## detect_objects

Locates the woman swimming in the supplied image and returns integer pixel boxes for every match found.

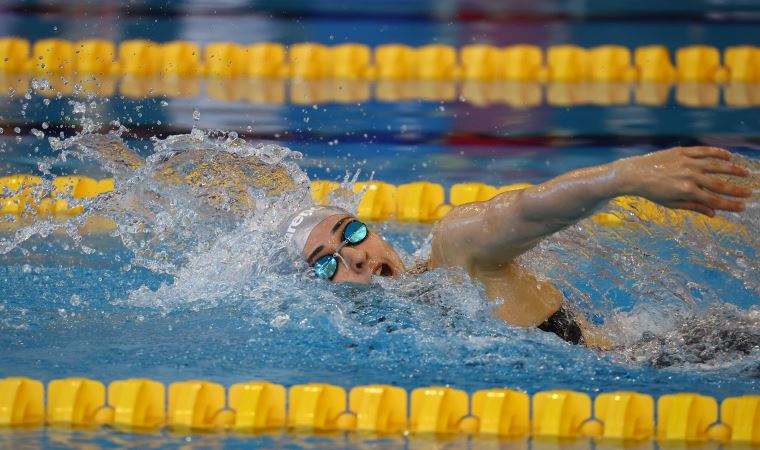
[284,146,754,344]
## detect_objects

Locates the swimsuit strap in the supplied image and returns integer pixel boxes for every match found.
[538,306,584,345]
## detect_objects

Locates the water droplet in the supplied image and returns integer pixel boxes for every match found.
[70,294,81,306]
[192,109,201,121]
[72,102,86,114]
[160,100,169,106]
[41,122,49,129]
[13,127,21,133]
[190,127,205,140]
[31,128,44,139]
[22,264,31,273]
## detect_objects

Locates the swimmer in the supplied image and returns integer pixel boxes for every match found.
[284,147,754,345]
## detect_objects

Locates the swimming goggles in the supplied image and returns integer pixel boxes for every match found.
[312,220,368,280]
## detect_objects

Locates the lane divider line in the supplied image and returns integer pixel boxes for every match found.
[1,376,756,444]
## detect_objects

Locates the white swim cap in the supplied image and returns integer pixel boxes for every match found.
[283,205,351,258]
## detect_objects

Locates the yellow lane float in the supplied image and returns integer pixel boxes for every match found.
[1,377,754,442]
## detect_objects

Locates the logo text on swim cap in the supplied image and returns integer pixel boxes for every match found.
[284,206,323,241]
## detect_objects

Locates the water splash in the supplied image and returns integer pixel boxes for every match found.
[519,158,759,363]
[3,125,312,276]
[1,98,758,373]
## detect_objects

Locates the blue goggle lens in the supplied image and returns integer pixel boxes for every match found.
[312,220,369,281]
[344,220,368,244]
[314,254,338,280]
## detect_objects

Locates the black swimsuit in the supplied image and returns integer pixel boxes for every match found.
[538,306,584,345]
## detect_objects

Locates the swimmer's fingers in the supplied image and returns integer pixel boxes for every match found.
[698,175,753,198]
[691,158,750,177]
[682,146,732,160]
[692,187,746,213]
[671,200,715,217]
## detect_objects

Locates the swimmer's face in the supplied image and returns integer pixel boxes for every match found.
[303,214,405,284]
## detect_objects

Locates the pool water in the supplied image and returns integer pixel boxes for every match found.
[2,3,760,449]
[1,121,759,448]
[1,127,758,381]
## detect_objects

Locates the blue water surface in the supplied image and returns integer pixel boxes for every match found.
[2,2,760,449]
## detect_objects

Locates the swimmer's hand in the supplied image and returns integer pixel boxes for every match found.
[613,146,751,217]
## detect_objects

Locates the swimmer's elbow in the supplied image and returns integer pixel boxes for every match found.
[510,187,585,229]
[476,191,562,259]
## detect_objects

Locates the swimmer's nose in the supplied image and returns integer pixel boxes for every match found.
[339,246,368,273]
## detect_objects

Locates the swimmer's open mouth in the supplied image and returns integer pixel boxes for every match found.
[372,263,394,277]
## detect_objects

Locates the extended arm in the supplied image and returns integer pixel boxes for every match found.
[430,147,751,271]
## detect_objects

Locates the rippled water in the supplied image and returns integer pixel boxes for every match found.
[1,88,759,450]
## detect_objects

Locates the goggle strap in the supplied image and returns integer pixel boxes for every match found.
[334,252,350,271]
[333,240,351,270]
